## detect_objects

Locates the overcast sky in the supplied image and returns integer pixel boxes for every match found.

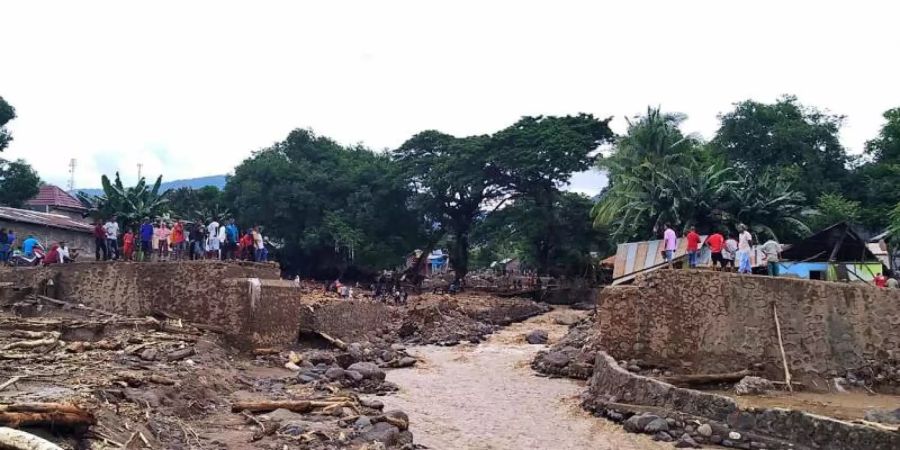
[2,1,899,195]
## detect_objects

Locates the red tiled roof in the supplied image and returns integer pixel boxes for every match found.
[26,185,86,210]
[0,207,93,233]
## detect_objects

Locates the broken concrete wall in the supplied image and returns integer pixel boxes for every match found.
[585,352,900,450]
[297,300,394,344]
[597,270,900,384]
[0,262,304,349]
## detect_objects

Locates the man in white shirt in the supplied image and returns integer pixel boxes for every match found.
[104,216,120,260]
[206,219,220,258]
[58,241,71,263]
[737,225,753,274]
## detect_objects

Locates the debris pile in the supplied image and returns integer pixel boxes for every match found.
[398,293,549,345]
[531,311,599,379]
[0,295,421,449]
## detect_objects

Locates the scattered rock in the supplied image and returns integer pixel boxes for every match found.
[266,408,305,422]
[396,357,417,368]
[346,370,364,382]
[553,314,579,326]
[674,433,701,448]
[354,416,372,431]
[360,398,385,410]
[382,410,410,431]
[525,330,549,345]
[325,367,346,380]
[624,413,659,433]
[651,431,673,442]
[348,362,386,381]
[390,343,406,351]
[728,431,742,441]
[864,407,900,425]
[543,351,569,368]
[279,420,309,436]
[734,376,774,396]
[360,421,400,445]
[643,417,669,433]
[697,423,713,437]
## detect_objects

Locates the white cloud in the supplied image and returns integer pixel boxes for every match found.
[1,0,898,192]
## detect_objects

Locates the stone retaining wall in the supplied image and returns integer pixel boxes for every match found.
[584,352,900,450]
[598,270,900,385]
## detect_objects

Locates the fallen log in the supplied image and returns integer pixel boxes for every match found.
[252,348,279,356]
[316,332,348,351]
[2,333,60,351]
[0,426,63,450]
[34,295,118,318]
[656,370,752,386]
[0,404,94,429]
[231,400,312,414]
[165,347,195,362]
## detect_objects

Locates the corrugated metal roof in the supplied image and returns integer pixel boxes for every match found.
[0,207,93,233]
[25,185,86,210]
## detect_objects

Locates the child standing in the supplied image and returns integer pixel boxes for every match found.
[123,228,135,261]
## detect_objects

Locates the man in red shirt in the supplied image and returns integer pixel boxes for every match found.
[686,226,701,268]
[93,220,108,261]
[874,273,887,288]
[705,230,725,271]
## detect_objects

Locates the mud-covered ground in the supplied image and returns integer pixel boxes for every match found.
[0,290,548,449]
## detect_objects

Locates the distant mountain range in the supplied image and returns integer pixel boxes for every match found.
[74,175,227,197]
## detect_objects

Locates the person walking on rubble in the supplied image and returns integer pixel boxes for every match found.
[662,223,677,267]
[737,224,753,274]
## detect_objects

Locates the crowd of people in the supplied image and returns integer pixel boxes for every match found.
[661,222,899,288]
[662,223,763,274]
[92,216,270,263]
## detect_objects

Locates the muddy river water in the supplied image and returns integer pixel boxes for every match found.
[384,308,665,450]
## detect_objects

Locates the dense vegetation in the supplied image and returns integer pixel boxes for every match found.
[3,93,900,279]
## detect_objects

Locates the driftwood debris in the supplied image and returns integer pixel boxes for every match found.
[252,348,279,356]
[34,295,118,318]
[317,332,348,351]
[0,376,24,392]
[1,332,60,351]
[165,347,195,362]
[657,370,753,387]
[231,400,313,414]
[231,396,360,415]
[0,426,63,450]
[0,403,95,429]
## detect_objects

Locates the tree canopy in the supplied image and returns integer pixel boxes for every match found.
[225,129,425,278]
[0,159,40,208]
[0,96,15,152]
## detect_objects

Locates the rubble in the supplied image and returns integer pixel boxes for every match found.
[734,376,774,396]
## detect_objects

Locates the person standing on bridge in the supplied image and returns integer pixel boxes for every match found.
[686,225,701,268]
[737,224,753,274]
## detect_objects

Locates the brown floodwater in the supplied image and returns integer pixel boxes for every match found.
[384,308,667,450]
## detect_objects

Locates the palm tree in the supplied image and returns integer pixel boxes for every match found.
[77,173,169,227]
[592,107,719,241]
[722,170,811,241]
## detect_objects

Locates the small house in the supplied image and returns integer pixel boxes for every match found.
[0,206,94,255]
[775,222,883,282]
[25,185,89,222]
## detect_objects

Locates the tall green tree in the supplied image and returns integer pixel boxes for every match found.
[806,193,861,232]
[0,159,41,208]
[488,114,614,273]
[0,96,15,152]
[226,129,424,278]
[166,186,229,221]
[394,131,501,282]
[711,95,850,201]
[847,107,900,230]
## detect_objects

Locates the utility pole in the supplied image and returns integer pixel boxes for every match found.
[67,159,77,191]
